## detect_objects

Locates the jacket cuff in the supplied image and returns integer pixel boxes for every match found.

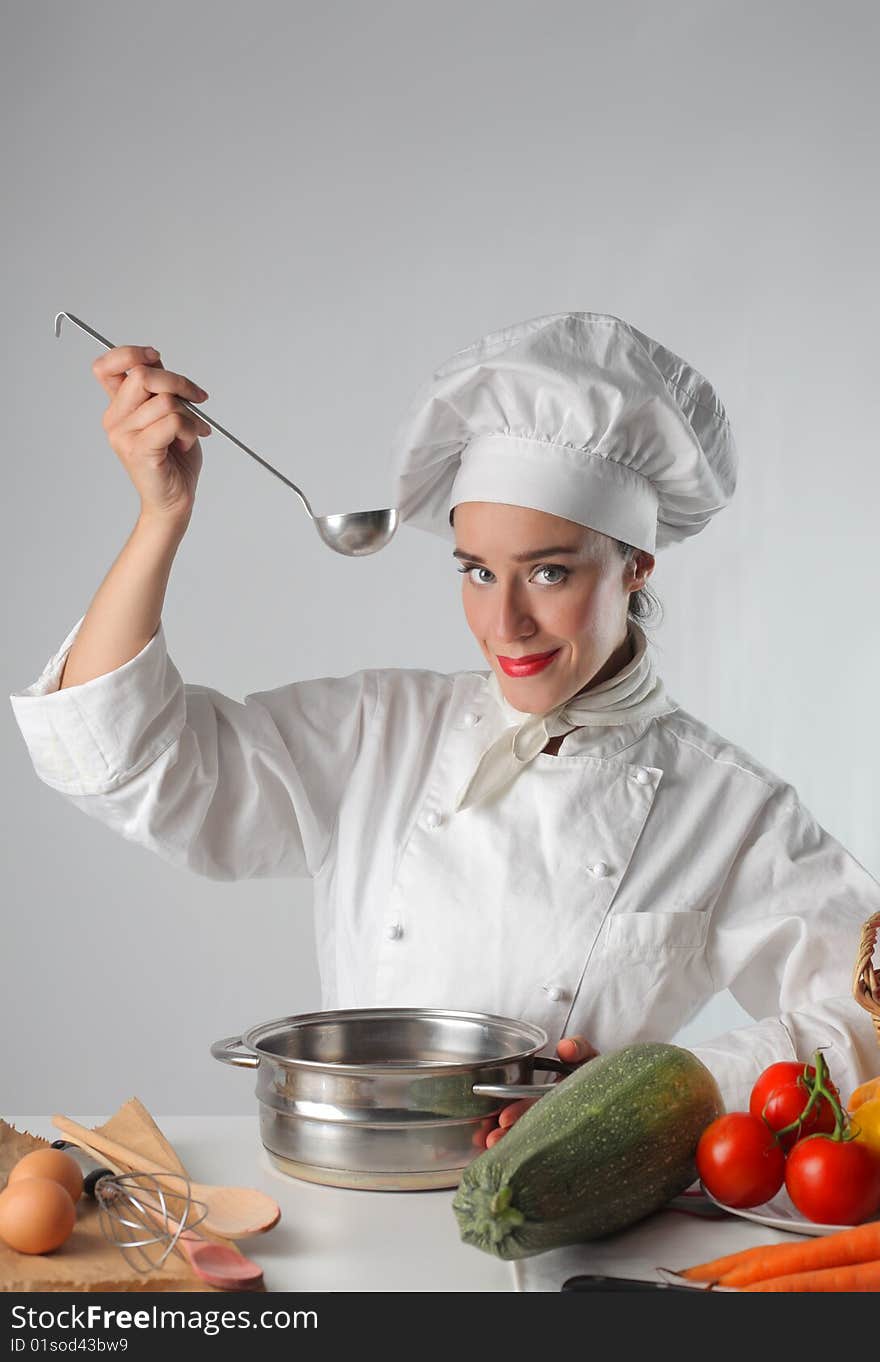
[9,618,185,796]
[687,1015,798,1114]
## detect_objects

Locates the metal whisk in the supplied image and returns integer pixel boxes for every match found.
[95,1171,208,1274]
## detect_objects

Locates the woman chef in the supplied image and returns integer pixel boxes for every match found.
[11,312,880,1141]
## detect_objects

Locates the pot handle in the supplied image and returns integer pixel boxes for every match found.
[210,1035,260,1069]
[534,1055,572,1076]
[472,1053,576,1100]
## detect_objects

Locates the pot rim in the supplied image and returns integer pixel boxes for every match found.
[237,1006,549,1074]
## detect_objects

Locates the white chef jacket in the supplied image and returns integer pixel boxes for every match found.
[10,617,880,1112]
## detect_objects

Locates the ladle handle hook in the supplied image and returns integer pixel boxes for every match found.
[54,311,316,519]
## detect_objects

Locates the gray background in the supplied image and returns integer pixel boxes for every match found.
[3,0,878,1116]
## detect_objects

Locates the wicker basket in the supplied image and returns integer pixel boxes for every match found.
[853,912,880,1047]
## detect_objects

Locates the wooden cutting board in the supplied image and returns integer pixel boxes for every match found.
[0,1100,243,1292]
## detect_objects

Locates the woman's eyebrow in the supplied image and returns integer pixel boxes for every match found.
[452,545,582,564]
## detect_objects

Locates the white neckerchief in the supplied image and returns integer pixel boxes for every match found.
[454,620,676,812]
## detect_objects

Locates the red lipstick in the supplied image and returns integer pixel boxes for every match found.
[496,648,561,677]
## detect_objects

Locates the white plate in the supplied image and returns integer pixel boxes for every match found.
[701,1183,880,1236]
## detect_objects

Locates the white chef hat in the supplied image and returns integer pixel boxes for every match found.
[390,311,736,553]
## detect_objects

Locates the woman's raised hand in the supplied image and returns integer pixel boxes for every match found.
[477,1035,599,1151]
[92,345,213,526]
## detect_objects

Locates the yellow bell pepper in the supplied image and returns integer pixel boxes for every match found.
[850,1097,880,1156]
[848,1075,880,1113]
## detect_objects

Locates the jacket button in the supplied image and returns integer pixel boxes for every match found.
[591,861,610,878]
[634,768,651,785]
[543,984,567,1003]
[463,711,481,727]
[385,922,403,940]
[424,811,443,830]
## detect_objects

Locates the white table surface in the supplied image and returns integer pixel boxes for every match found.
[16,1116,803,1293]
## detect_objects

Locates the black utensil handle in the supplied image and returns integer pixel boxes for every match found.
[51,1139,115,1198]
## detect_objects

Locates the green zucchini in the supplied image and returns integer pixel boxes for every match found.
[452,1042,723,1259]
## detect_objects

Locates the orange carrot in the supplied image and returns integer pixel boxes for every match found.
[681,1219,880,1284]
[745,1260,880,1291]
[680,1247,764,1282]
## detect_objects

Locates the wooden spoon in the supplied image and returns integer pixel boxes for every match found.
[52,1115,280,1239]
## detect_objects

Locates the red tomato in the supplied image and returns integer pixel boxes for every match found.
[785,1136,880,1225]
[696,1113,786,1209]
[749,1061,839,1150]
[749,1061,839,1121]
[760,1080,837,1151]
[749,1061,811,1120]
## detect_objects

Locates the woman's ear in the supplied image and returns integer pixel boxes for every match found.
[628,550,655,593]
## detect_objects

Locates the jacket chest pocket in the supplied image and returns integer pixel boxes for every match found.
[583,910,712,1047]
[602,909,709,963]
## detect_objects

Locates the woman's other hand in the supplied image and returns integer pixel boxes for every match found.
[93,345,213,527]
[476,1036,599,1151]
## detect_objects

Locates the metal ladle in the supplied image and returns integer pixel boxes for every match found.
[54,311,399,557]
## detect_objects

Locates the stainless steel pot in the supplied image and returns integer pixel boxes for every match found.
[211,1007,572,1190]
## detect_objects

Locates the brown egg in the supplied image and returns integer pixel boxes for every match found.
[8,1149,83,1204]
[0,1178,77,1254]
